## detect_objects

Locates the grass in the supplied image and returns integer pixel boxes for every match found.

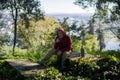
[0,45,120,80]
[90,50,120,61]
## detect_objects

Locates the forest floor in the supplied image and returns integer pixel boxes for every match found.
[6,53,95,78]
[6,59,45,79]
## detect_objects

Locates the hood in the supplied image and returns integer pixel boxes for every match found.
[56,27,66,36]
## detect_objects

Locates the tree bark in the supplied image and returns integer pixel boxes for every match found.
[12,1,18,55]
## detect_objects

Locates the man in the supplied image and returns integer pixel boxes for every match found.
[39,27,72,69]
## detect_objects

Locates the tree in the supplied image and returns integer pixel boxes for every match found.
[58,17,70,33]
[74,0,120,19]
[88,19,95,35]
[74,0,120,40]
[96,29,105,51]
[18,17,60,52]
[0,0,44,54]
[0,11,12,47]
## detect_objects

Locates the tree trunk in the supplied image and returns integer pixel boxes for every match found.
[13,7,18,55]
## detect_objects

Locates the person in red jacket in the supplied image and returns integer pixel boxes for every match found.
[39,27,72,69]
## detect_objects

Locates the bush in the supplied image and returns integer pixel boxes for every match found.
[57,57,120,80]
[0,46,27,59]
[92,58,120,80]
[37,67,60,80]
[0,60,25,80]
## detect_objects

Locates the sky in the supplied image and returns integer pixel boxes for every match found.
[40,0,95,14]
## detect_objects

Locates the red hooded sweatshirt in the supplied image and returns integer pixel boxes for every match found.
[54,28,72,53]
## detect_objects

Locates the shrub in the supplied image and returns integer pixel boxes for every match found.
[0,60,25,80]
[37,67,60,80]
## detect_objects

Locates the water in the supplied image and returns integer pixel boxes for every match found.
[105,38,120,51]
[104,30,120,50]
[46,13,93,25]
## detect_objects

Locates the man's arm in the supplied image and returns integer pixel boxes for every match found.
[54,37,59,49]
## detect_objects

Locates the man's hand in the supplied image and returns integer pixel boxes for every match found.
[56,38,60,43]
[57,50,62,56]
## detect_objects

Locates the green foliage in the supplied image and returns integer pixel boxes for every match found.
[58,18,99,53]
[94,50,120,61]
[26,47,47,62]
[72,34,99,54]
[0,0,44,20]
[74,0,120,21]
[60,76,90,80]
[0,53,120,80]
[36,66,90,80]
[59,57,120,80]
[74,0,120,40]
[0,60,25,80]
[59,17,70,32]
[0,33,9,46]
[0,46,27,59]
[71,36,81,51]
[95,58,120,80]
[84,34,99,53]
[37,67,60,80]
[1,17,60,62]
[18,17,60,61]
[0,0,44,54]
[0,46,13,59]
[18,17,59,49]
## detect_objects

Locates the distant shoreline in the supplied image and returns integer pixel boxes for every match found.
[45,13,94,16]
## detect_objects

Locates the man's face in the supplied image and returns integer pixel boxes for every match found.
[58,31,63,38]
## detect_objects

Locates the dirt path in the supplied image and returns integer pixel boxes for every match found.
[6,59,45,78]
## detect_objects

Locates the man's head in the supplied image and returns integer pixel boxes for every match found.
[56,27,66,38]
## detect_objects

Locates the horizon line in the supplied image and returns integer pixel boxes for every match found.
[45,12,94,14]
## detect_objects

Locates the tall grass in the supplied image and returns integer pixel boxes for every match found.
[0,45,45,61]
[0,46,27,59]
[90,50,120,61]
